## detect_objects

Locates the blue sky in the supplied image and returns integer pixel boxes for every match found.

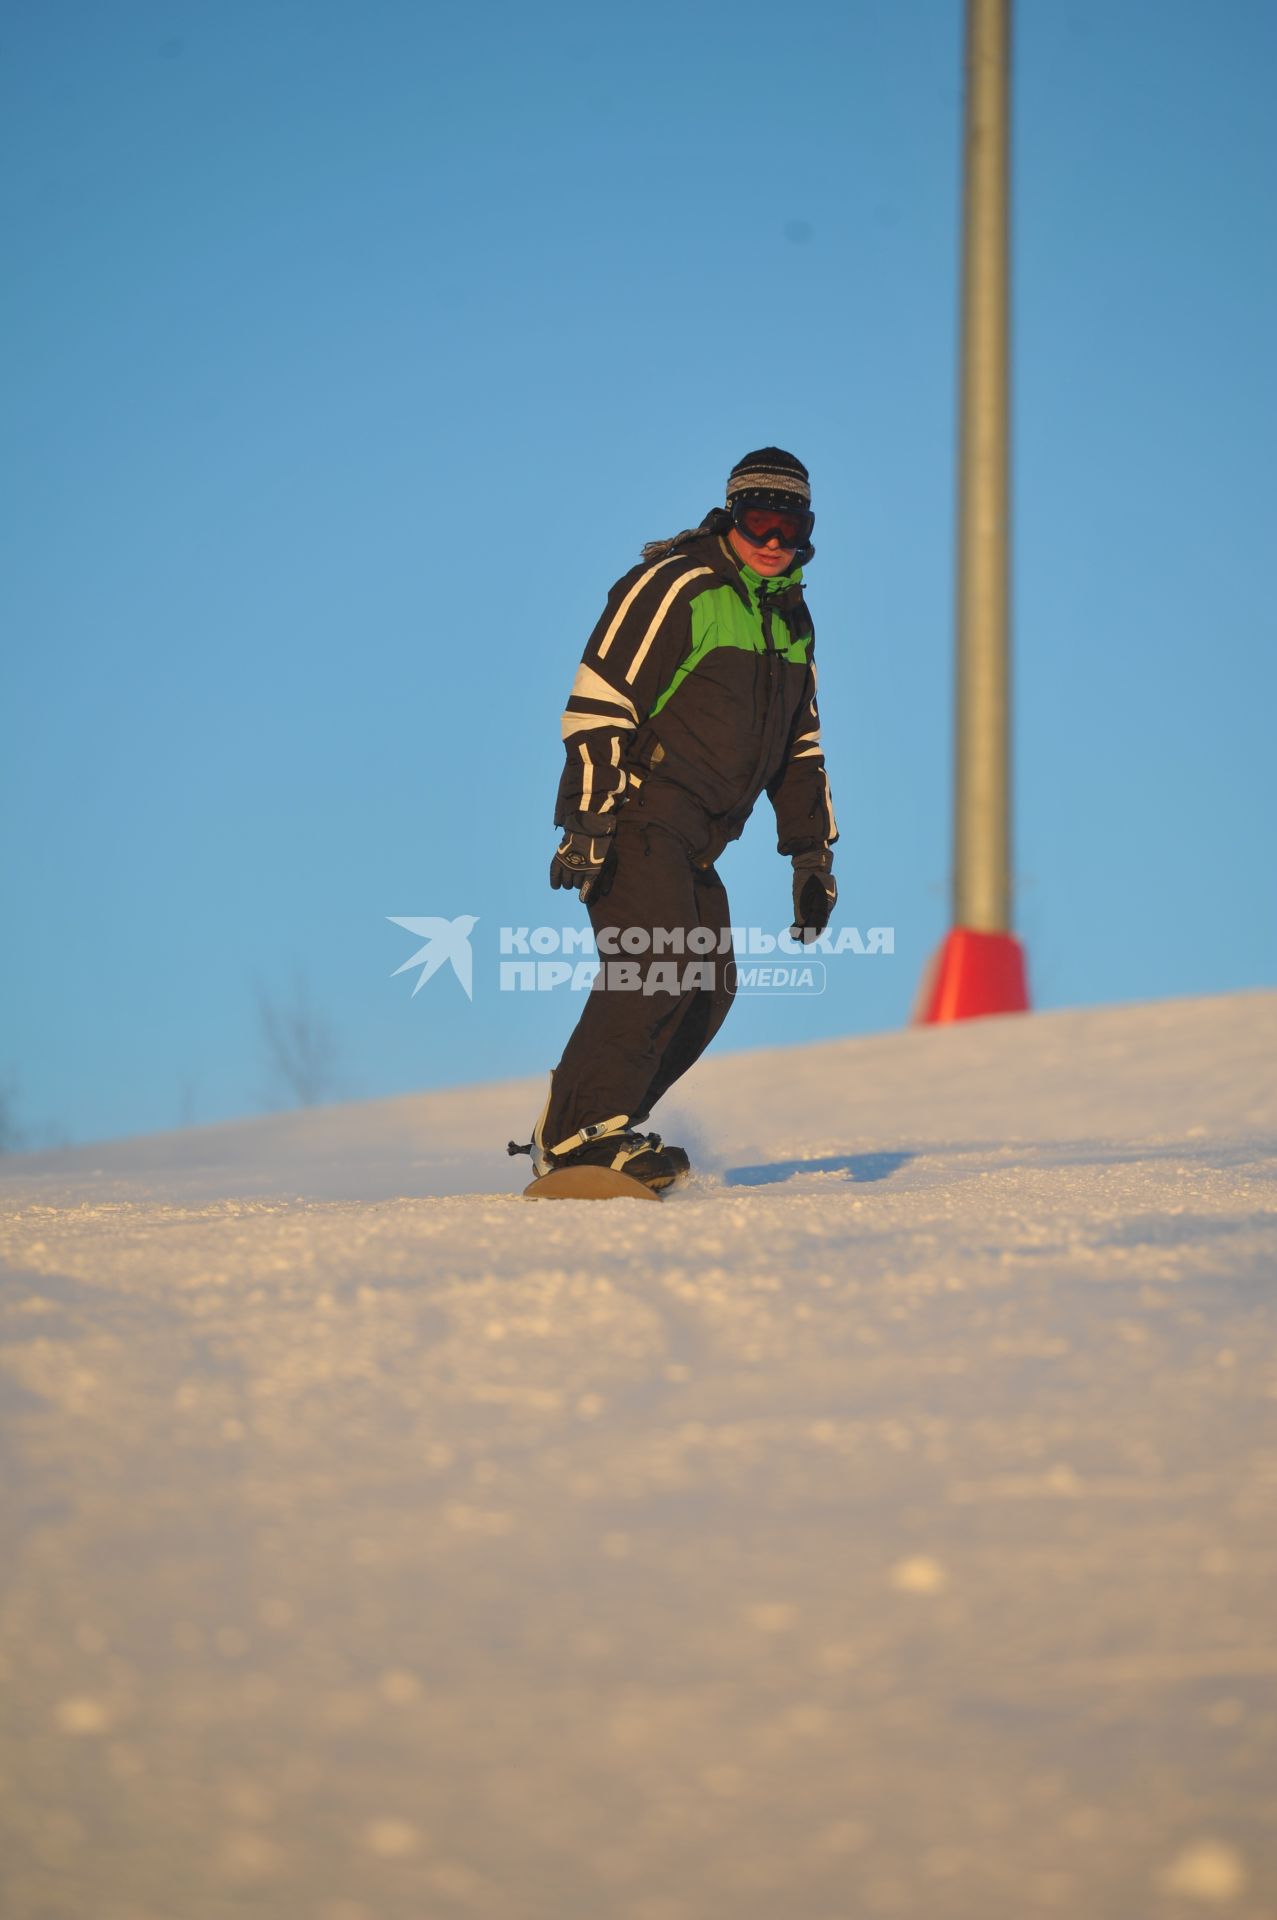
[2,0,1274,1150]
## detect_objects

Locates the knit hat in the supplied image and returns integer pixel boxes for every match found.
[726,447,811,508]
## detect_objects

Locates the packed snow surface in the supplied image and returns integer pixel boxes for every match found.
[2,990,1276,1919]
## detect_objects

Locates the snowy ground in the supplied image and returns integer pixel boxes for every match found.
[2,989,1276,1920]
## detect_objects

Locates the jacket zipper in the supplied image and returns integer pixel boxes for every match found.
[734,575,786,823]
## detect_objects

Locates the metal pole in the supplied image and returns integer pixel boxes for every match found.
[953,0,1012,933]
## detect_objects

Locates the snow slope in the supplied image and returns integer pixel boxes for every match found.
[2,990,1276,1919]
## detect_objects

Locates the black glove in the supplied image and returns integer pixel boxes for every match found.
[790,847,837,943]
[550,811,618,903]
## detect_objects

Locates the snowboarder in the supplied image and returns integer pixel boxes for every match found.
[510,448,838,1195]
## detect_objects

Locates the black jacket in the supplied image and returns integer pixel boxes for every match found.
[555,514,838,867]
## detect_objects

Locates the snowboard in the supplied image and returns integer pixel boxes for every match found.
[522,1165,664,1202]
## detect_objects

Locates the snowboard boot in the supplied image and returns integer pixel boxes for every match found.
[508,1088,689,1193]
[629,1111,690,1183]
[633,1131,690,1183]
[544,1127,687,1193]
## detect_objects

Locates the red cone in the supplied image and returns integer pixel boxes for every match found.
[914,927,1030,1024]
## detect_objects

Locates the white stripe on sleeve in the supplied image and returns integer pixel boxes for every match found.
[565,660,640,720]
[562,709,635,740]
[624,568,714,685]
[596,557,684,660]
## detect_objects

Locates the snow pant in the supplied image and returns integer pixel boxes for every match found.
[541,816,735,1151]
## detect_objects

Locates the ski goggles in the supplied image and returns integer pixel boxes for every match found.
[730,498,815,549]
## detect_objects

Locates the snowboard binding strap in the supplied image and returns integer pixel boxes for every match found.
[508,1113,630,1161]
[544,1113,630,1158]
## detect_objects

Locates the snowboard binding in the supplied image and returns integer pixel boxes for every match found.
[506,1126,689,1200]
